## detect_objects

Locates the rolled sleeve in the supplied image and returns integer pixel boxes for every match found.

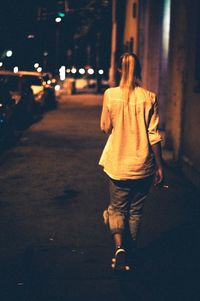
[148,98,162,145]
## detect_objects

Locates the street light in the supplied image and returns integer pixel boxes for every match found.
[55,17,62,23]
[6,50,13,57]
[13,66,19,73]
[87,68,94,75]
[79,68,86,75]
[34,63,39,68]
[55,16,62,72]
[71,67,77,74]
[98,69,104,75]
[59,65,66,81]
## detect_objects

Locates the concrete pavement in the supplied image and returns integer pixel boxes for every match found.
[0,94,199,301]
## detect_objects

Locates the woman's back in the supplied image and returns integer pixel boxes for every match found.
[99,86,161,180]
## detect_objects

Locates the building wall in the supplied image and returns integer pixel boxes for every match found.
[123,0,139,53]
[112,0,200,187]
[137,0,200,187]
[109,0,126,86]
[138,0,167,129]
[179,1,200,187]
[165,0,194,160]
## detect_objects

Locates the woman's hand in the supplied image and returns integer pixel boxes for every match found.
[154,167,164,186]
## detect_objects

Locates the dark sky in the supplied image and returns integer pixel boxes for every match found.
[0,0,111,74]
[0,1,38,46]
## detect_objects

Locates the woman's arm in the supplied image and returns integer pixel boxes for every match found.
[148,97,164,185]
[100,90,112,134]
[151,142,164,186]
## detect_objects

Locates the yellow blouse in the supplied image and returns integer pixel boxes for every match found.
[99,86,162,180]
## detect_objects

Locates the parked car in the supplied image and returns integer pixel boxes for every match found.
[0,71,42,146]
[17,71,57,111]
[0,81,16,145]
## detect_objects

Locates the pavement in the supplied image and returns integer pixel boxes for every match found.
[0,93,199,301]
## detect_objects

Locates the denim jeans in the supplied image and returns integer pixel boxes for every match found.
[107,176,153,241]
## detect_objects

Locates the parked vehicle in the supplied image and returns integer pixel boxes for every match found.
[0,70,40,123]
[0,71,42,146]
[0,70,58,147]
[17,71,57,111]
[0,81,16,145]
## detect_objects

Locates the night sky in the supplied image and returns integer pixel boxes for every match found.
[0,0,111,74]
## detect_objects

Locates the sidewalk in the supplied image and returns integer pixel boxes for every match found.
[0,94,199,301]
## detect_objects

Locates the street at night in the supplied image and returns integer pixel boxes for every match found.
[0,93,199,301]
[0,0,200,300]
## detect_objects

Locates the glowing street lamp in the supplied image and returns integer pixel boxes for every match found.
[71,67,77,74]
[87,68,94,75]
[55,17,62,23]
[6,50,13,57]
[98,69,104,75]
[55,84,61,91]
[59,65,66,81]
[13,66,19,73]
[34,63,39,68]
[79,68,86,75]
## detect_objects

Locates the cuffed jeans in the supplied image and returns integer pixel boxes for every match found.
[106,176,153,241]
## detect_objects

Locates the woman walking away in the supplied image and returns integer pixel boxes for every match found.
[99,53,164,271]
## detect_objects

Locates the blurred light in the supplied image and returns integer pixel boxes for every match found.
[0,62,3,67]
[42,81,46,86]
[13,66,19,73]
[71,67,77,74]
[55,84,61,91]
[55,17,62,23]
[52,78,56,83]
[79,68,85,75]
[98,69,104,75]
[58,12,65,17]
[87,68,94,75]
[27,34,35,39]
[6,50,13,57]
[34,63,39,68]
[37,67,42,72]
[66,68,71,73]
[47,80,51,85]
[43,51,48,56]
[59,65,66,81]
[162,0,171,60]
[85,65,91,70]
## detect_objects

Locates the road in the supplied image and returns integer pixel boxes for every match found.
[0,94,199,301]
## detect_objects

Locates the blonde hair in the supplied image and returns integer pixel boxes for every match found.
[119,53,141,104]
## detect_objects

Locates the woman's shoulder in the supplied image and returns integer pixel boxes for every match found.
[104,86,121,94]
[136,86,156,103]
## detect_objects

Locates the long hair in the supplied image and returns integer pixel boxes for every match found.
[119,52,141,104]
